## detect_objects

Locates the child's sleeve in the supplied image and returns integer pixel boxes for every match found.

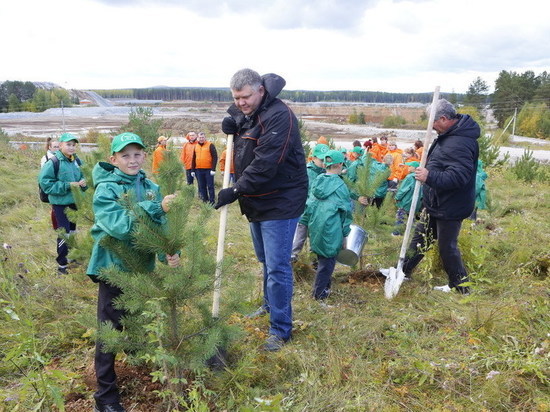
[38,160,71,196]
[93,184,139,241]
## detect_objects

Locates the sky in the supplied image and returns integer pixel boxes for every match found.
[2,0,549,94]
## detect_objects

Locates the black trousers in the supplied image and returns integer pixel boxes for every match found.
[94,281,125,405]
[185,169,194,185]
[52,204,77,266]
[402,213,469,291]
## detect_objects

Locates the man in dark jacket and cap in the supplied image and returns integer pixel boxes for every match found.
[402,99,480,294]
[215,68,308,351]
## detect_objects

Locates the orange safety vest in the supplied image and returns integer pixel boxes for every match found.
[370,143,388,162]
[194,141,213,169]
[152,146,166,174]
[180,141,196,169]
[219,149,235,173]
[387,149,404,181]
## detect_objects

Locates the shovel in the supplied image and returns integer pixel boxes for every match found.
[384,87,440,299]
[206,133,234,369]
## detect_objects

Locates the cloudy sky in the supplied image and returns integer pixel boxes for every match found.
[2,0,549,94]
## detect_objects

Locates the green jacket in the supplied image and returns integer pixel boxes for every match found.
[86,162,166,279]
[38,151,86,205]
[369,160,389,198]
[346,157,364,183]
[395,172,423,213]
[306,161,325,191]
[301,173,352,258]
[475,159,488,210]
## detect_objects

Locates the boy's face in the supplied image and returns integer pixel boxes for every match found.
[60,140,77,157]
[110,144,146,175]
[312,157,325,168]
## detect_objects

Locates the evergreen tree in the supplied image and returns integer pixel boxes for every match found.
[74,148,245,408]
[120,107,163,149]
[464,77,489,110]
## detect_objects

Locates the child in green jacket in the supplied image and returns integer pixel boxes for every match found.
[301,150,353,300]
[38,132,87,274]
[86,132,179,412]
[392,161,422,236]
[291,143,328,262]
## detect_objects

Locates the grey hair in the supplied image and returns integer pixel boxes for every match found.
[230,68,262,92]
[428,98,457,120]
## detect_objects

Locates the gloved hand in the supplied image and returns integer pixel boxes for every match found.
[222,116,239,135]
[214,187,239,209]
[191,172,195,178]
[210,170,216,176]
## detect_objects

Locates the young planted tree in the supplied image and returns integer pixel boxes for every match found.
[120,106,163,149]
[94,149,243,408]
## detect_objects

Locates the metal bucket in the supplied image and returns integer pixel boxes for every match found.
[336,224,368,266]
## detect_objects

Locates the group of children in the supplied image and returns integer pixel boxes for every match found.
[293,135,489,303]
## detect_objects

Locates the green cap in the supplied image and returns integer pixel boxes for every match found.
[324,149,345,167]
[352,146,363,154]
[59,132,79,143]
[405,161,420,168]
[111,132,146,154]
[312,143,329,158]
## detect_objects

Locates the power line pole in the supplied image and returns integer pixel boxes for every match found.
[511,107,517,136]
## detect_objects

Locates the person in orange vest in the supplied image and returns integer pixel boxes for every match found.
[219,144,235,184]
[191,132,218,204]
[180,131,197,185]
[370,136,388,162]
[386,141,404,192]
[151,136,168,174]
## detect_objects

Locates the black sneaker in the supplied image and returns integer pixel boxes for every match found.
[94,402,126,412]
[57,266,68,275]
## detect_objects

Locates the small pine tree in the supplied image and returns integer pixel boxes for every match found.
[512,148,539,183]
[92,149,244,408]
[345,155,391,231]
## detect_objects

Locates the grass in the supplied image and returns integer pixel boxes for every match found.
[0,141,549,411]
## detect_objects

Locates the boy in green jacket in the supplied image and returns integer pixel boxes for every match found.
[301,150,353,300]
[86,132,179,412]
[290,143,328,263]
[38,132,87,274]
[392,161,423,236]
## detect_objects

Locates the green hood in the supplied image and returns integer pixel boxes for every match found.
[311,173,346,200]
[92,161,147,188]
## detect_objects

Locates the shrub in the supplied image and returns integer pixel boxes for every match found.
[383,115,406,128]
[512,149,539,183]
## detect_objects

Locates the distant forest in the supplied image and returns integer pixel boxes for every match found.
[93,87,462,104]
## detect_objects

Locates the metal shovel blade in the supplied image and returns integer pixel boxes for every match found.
[384,267,406,299]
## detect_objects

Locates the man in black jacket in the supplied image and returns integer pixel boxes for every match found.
[215,68,308,351]
[402,99,480,294]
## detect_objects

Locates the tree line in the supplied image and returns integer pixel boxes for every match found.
[95,87,457,104]
[464,70,550,139]
[0,80,76,113]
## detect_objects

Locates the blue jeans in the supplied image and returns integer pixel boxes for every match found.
[250,217,299,341]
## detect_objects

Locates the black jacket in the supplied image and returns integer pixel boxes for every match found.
[423,114,480,220]
[227,73,308,222]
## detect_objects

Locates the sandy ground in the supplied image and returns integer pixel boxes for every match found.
[2,104,549,162]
